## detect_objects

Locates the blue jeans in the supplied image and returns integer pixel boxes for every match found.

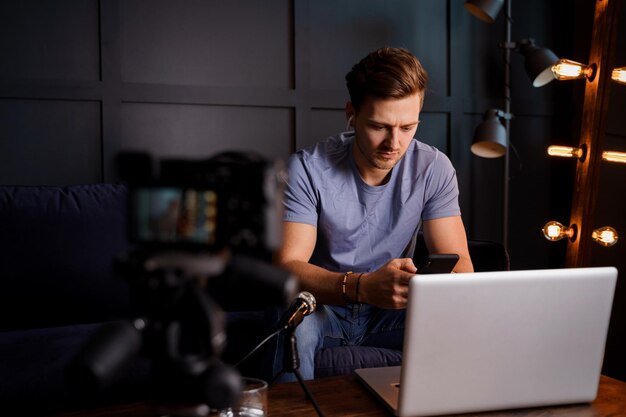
[269,303,405,382]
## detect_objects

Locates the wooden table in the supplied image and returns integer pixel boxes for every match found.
[51,374,626,417]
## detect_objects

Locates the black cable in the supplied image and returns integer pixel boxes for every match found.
[234,327,283,369]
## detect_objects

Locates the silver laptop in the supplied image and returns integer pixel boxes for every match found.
[355,267,617,417]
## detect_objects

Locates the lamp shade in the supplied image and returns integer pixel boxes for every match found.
[519,41,560,87]
[464,0,504,23]
[471,109,507,158]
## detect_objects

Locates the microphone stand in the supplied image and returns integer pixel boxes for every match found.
[270,327,325,417]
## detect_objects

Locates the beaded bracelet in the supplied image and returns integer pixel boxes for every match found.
[342,271,353,302]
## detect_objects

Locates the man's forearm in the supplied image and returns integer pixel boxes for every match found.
[279,260,352,305]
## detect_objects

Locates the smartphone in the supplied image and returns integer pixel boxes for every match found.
[416,253,459,274]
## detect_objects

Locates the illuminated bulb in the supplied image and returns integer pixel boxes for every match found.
[547,145,584,159]
[552,59,594,81]
[542,221,576,242]
[592,226,619,247]
[602,150,626,164]
[612,67,626,85]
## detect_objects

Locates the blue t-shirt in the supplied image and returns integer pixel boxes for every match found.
[283,132,460,273]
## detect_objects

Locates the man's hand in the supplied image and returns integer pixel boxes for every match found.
[359,258,418,309]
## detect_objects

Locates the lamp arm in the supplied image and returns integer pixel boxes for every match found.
[502,0,512,251]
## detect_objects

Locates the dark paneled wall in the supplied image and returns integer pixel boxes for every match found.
[0,0,575,260]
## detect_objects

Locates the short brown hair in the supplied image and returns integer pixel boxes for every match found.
[345,47,428,110]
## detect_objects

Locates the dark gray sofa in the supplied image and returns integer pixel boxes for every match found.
[0,183,277,413]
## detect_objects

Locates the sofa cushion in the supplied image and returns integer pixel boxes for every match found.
[220,311,403,381]
[0,184,133,331]
[314,346,402,378]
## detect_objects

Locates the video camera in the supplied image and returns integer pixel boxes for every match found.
[67,151,297,414]
[116,150,297,309]
[120,150,284,256]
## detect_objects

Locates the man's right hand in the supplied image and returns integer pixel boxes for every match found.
[358,258,417,309]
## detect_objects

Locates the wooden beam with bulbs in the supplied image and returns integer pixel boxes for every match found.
[566,0,621,267]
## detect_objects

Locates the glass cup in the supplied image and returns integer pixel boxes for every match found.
[218,377,268,417]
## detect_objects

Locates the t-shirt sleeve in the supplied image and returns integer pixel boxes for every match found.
[282,153,319,226]
[421,151,461,220]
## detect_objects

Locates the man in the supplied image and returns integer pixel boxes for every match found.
[272,47,473,382]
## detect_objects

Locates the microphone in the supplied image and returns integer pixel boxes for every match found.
[277,291,316,330]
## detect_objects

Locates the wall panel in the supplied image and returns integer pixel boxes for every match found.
[0,0,99,82]
[415,113,448,153]
[308,109,346,150]
[119,103,292,161]
[308,0,447,98]
[0,99,101,185]
[120,0,292,88]
[507,116,556,269]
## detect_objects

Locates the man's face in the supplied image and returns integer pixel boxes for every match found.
[349,93,422,179]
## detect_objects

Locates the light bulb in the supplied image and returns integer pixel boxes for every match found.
[612,67,626,85]
[552,59,594,81]
[592,226,619,247]
[547,145,585,159]
[542,221,576,242]
[602,151,626,164]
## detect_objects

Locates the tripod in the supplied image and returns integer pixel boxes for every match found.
[270,328,325,417]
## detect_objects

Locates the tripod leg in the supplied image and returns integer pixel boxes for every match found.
[270,329,325,416]
[293,369,325,417]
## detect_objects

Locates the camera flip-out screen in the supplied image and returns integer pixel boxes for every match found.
[132,187,219,247]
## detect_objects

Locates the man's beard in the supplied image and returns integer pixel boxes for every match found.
[356,137,404,171]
